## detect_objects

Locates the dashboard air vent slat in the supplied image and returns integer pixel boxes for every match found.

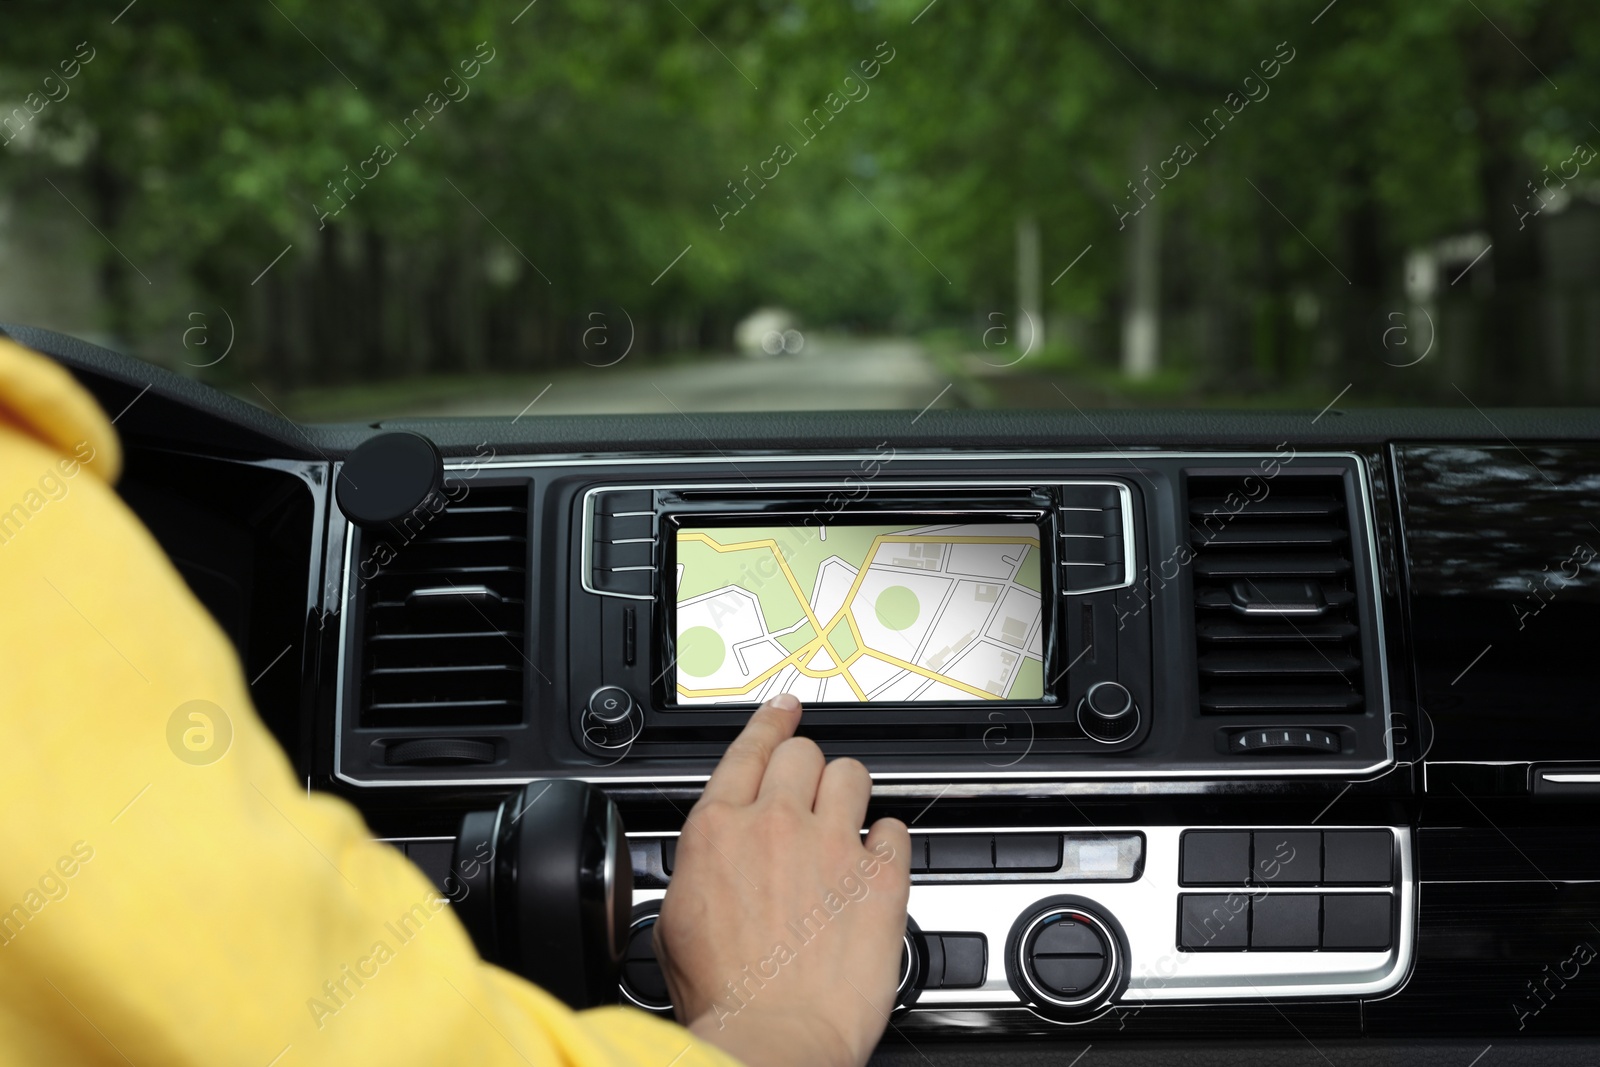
[1199,649,1360,675]
[1189,496,1341,518]
[1199,687,1364,712]
[1188,473,1364,717]
[1192,555,1351,578]
[1192,523,1348,546]
[1197,620,1358,642]
[358,484,528,728]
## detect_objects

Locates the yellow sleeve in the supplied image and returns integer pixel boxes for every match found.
[0,338,739,1067]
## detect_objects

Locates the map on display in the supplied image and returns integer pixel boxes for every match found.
[673,522,1045,705]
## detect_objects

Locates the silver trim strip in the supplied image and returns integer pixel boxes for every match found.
[334,451,1392,788]
[627,824,1414,1006]
[409,585,497,599]
[1540,773,1600,784]
[579,478,1136,601]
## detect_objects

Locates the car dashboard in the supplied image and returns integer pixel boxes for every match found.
[19,322,1600,1064]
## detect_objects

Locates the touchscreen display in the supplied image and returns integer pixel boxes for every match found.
[672,522,1045,705]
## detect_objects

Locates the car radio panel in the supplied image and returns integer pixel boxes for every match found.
[570,478,1152,763]
[332,450,1393,786]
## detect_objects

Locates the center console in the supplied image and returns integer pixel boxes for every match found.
[333,447,1412,1025]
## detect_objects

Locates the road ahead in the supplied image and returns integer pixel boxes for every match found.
[432,335,956,417]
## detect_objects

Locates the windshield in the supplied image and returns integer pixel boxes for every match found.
[1,2,1594,419]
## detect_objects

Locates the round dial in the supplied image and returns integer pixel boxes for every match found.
[583,686,640,749]
[1077,681,1139,743]
[1014,907,1119,1011]
[618,910,673,1012]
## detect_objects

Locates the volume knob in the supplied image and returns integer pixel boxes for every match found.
[583,686,641,750]
[1077,681,1138,743]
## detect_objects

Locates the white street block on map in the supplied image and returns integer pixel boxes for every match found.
[984,586,1042,650]
[945,639,1023,697]
[946,541,1028,580]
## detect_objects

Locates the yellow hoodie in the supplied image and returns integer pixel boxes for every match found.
[0,337,736,1067]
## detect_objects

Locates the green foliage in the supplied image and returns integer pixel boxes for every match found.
[0,0,1595,396]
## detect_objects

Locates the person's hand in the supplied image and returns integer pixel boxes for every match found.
[654,694,911,1067]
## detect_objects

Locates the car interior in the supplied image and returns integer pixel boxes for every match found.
[8,318,1600,1063]
[4,1,1600,1062]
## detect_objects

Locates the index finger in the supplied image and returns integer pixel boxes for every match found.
[698,694,803,807]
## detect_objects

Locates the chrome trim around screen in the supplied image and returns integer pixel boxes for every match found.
[582,479,1137,600]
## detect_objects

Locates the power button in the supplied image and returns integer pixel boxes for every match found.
[589,686,634,724]
[583,686,640,750]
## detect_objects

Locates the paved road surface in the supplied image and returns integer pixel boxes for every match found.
[431,335,955,417]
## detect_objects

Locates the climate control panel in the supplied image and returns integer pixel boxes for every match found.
[622,823,1414,1018]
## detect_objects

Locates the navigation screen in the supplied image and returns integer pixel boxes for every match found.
[672,522,1045,706]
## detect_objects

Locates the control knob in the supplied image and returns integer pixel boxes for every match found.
[1010,903,1121,1014]
[582,686,642,750]
[1077,680,1139,743]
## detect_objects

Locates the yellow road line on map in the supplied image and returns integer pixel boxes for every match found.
[855,648,999,700]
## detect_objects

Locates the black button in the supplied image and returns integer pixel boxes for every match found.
[1033,918,1105,956]
[1064,485,1122,510]
[1253,831,1321,884]
[1322,831,1393,885]
[908,835,930,872]
[928,835,993,872]
[995,834,1062,871]
[597,541,653,570]
[1063,562,1120,592]
[1179,894,1249,949]
[660,837,676,875]
[1180,831,1251,886]
[598,512,652,540]
[922,933,945,988]
[1322,893,1392,949]
[600,490,651,513]
[594,570,652,596]
[1083,681,1134,720]
[588,686,634,724]
[939,934,987,988]
[1033,956,1106,995]
[1058,508,1122,537]
[1063,536,1122,565]
[1251,894,1321,949]
[1231,728,1341,754]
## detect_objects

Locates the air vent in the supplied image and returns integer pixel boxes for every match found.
[1188,473,1364,716]
[358,484,528,727]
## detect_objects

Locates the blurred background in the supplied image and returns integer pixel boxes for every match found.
[0,0,1597,418]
